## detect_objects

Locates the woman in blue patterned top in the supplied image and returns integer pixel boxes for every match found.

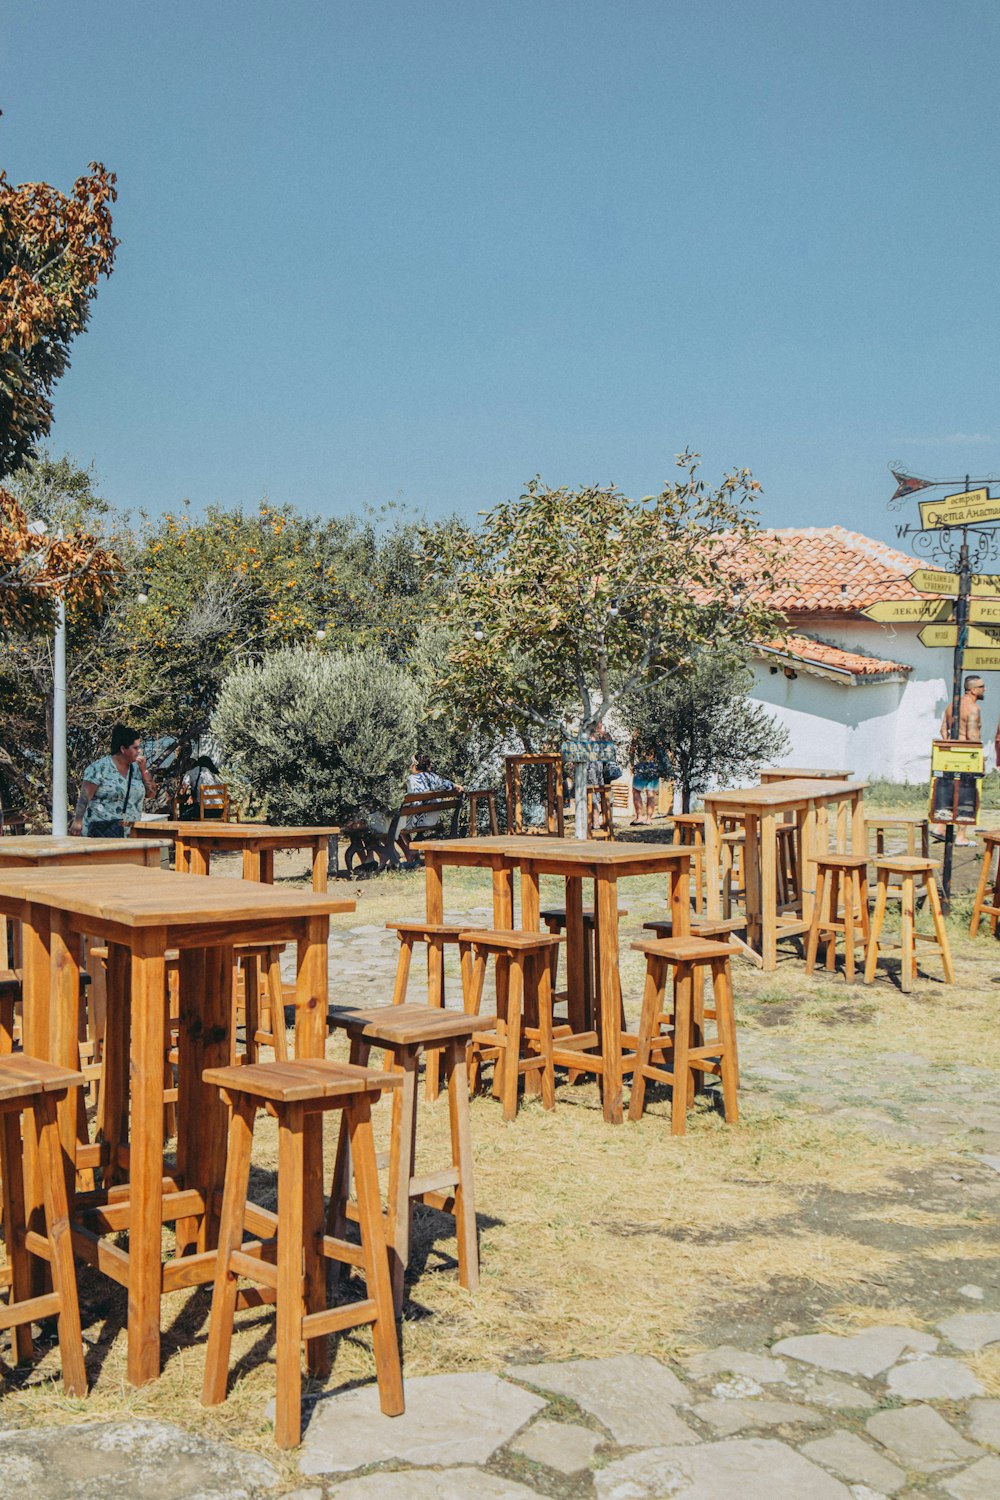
[70,723,157,837]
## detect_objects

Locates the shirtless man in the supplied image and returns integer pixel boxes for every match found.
[934,675,984,843]
[941,674,984,742]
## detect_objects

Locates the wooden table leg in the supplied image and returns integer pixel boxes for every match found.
[670,862,692,938]
[519,866,542,1096]
[128,929,167,1386]
[49,912,84,1200]
[189,845,210,877]
[20,904,52,1289]
[259,849,275,884]
[311,837,329,892]
[175,839,191,874]
[743,812,762,957]
[565,875,587,1031]
[761,812,778,971]
[242,847,262,882]
[295,916,329,1376]
[704,806,721,919]
[176,945,232,1256]
[851,791,865,854]
[596,873,623,1124]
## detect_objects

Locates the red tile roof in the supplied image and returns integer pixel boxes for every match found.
[738,525,923,613]
[758,633,911,679]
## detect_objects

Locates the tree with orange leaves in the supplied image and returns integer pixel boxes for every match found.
[0,158,118,477]
[0,484,119,635]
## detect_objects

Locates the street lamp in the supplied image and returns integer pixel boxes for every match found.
[27,521,69,835]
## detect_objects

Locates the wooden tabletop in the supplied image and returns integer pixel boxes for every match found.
[0,865,354,927]
[0,836,168,862]
[421,835,691,864]
[704,779,866,810]
[133,822,340,838]
[759,767,854,780]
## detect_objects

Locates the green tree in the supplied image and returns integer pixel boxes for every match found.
[623,648,789,811]
[210,644,420,824]
[422,454,783,833]
[1,161,118,476]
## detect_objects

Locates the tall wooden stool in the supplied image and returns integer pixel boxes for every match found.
[0,1055,87,1393]
[234,945,288,1064]
[720,817,746,914]
[459,929,562,1121]
[776,823,801,908]
[627,938,739,1134]
[585,785,616,839]
[201,1057,404,1449]
[970,831,1000,938]
[467,790,499,835]
[387,920,468,1100]
[805,854,870,983]
[328,1002,493,1313]
[672,814,705,914]
[540,905,629,1032]
[864,857,954,992]
[866,815,930,860]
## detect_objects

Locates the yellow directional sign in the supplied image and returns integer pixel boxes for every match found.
[907,568,1000,597]
[861,598,953,624]
[908,568,960,594]
[918,624,1000,648]
[962,648,1000,671]
[969,599,1000,623]
[919,488,1000,529]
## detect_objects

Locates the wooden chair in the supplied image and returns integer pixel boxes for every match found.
[585,785,616,839]
[969,831,1000,938]
[458,929,563,1122]
[0,1055,87,1393]
[864,857,954,992]
[776,823,801,908]
[627,937,739,1134]
[805,854,871,983]
[467,790,499,835]
[198,783,233,820]
[866,815,930,860]
[387,920,468,1100]
[671,813,705,914]
[328,1002,492,1313]
[0,806,27,836]
[201,1057,404,1449]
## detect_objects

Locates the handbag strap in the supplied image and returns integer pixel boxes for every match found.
[121,761,135,818]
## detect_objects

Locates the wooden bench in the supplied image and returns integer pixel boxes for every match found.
[341,789,463,875]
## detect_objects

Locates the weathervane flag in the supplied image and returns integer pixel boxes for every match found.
[890,469,934,502]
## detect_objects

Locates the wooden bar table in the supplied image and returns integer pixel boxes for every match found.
[0,836,167,970]
[422,836,692,1124]
[759,767,854,783]
[704,779,867,970]
[134,821,340,891]
[0,865,353,1386]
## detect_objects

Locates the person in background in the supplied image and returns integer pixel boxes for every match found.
[933,675,984,845]
[180,755,224,820]
[629,734,660,825]
[70,723,156,837]
[399,753,464,859]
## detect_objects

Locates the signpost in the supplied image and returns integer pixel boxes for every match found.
[918,624,1000,648]
[886,467,1000,900]
[919,488,1000,529]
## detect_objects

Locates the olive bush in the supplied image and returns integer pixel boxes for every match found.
[211,645,419,824]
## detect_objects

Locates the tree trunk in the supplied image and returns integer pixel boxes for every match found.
[574,762,589,840]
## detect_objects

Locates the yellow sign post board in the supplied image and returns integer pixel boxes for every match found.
[931,741,985,774]
[918,624,1000,648]
[969,599,1000,623]
[919,488,1000,529]
[907,568,1000,596]
[962,648,1000,671]
[861,598,953,624]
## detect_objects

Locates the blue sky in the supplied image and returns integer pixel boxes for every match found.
[7,0,1000,543]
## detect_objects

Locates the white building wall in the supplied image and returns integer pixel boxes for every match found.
[748,617,981,784]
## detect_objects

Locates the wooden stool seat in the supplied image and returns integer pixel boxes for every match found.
[866,815,930,859]
[970,830,1000,938]
[202,1057,403,1448]
[329,1002,492,1312]
[864,857,953,992]
[805,855,870,983]
[627,938,738,1134]
[459,930,563,1121]
[388,921,470,939]
[0,1054,87,1394]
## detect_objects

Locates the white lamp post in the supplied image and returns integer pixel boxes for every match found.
[27,520,68,835]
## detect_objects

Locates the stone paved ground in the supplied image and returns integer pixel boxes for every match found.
[5,837,1000,1497]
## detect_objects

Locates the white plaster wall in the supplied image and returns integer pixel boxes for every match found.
[748,617,994,784]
